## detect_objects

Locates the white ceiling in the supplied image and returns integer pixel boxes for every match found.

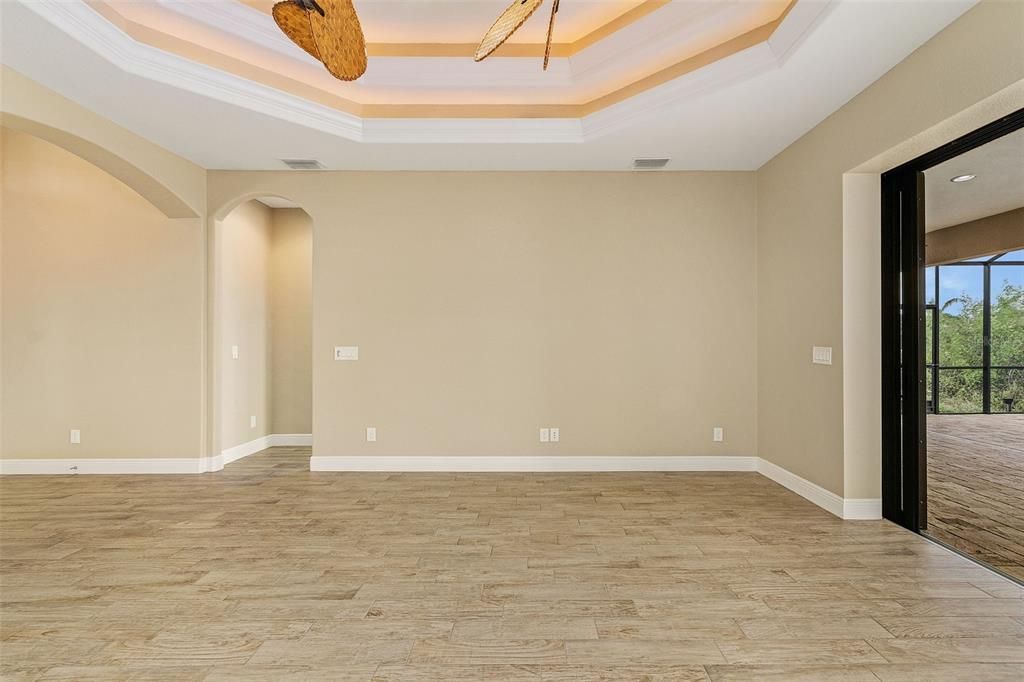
[925,128,1024,232]
[0,0,977,170]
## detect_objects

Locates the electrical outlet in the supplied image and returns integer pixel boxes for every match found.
[550,427,560,443]
[250,415,257,429]
[812,346,833,365]
[540,428,550,443]
[231,345,239,360]
[713,427,724,442]
[70,429,81,444]
[366,427,377,442]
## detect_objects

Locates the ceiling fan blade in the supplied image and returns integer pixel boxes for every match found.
[272,1,321,61]
[475,0,546,62]
[308,0,368,81]
[543,0,559,71]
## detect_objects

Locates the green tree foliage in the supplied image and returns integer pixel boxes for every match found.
[935,278,1023,413]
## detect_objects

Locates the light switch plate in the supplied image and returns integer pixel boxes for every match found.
[335,346,359,361]
[231,345,239,360]
[713,427,724,442]
[539,428,550,443]
[250,415,257,429]
[366,427,377,442]
[70,429,81,444]
[812,346,833,365]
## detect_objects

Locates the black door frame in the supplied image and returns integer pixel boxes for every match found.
[880,108,1024,532]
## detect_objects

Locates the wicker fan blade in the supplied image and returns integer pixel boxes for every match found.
[308,0,367,81]
[475,0,545,62]
[543,0,559,70]
[272,1,320,60]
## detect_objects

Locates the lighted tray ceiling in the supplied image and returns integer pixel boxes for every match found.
[1,0,977,167]
[85,0,796,116]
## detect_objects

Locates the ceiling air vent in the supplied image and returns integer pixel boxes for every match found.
[281,159,325,170]
[632,158,670,170]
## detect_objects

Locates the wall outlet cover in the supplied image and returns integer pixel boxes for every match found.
[366,427,377,442]
[550,427,560,442]
[540,428,550,443]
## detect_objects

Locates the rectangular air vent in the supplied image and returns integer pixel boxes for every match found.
[632,158,670,170]
[281,159,324,170]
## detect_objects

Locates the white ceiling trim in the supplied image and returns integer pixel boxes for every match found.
[19,0,366,141]
[14,0,830,145]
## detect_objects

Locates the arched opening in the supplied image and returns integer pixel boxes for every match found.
[211,197,313,472]
[1,127,204,468]
[0,113,199,220]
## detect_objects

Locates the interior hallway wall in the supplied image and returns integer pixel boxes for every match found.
[216,201,313,452]
[270,208,312,435]
[0,128,204,460]
[217,200,273,451]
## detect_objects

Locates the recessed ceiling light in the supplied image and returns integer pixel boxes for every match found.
[950,174,976,183]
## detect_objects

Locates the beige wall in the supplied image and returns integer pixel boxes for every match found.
[1,129,205,459]
[926,207,1024,265]
[217,200,273,451]
[757,0,1024,497]
[209,172,758,458]
[270,208,312,435]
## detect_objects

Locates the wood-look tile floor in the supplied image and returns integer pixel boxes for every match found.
[926,415,1024,582]
[2,447,1023,681]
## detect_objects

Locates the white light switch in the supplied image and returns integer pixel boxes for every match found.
[70,429,81,444]
[713,427,724,442]
[812,346,833,365]
[250,415,257,429]
[550,427,560,443]
[366,427,377,442]
[335,346,359,361]
[539,428,550,443]
[231,345,239,360]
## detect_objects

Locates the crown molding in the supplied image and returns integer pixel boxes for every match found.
[13,0,829,145]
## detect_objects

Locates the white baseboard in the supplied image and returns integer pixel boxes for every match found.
[219,435,272,466]
[2,433,313,475]
[269,433,313,447]
[0,458,207,475]
[310,455,758,473]
[755,458,881,520]
[0,443,881,519]
[755,457,845,518]
[843,498,883,520]
[311,454,881,520]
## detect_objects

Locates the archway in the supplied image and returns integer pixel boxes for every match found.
[1,127,205,470]
[210,196,313,471]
